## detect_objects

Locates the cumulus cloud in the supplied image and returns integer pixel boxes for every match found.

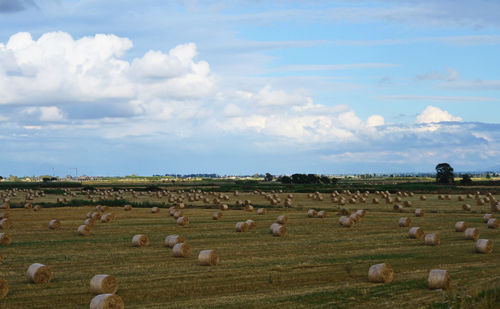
[416,106,462,123]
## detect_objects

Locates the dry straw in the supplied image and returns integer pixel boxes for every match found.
[165,235,185,248]
[415,209,424,217]
[424,233,440,246]
[464,227,479,241]
[270,223,287,236]
[483,214,494,223]
[245,219,257,229]
[90,294,124,309]
[408,227,424,239]
[475,239,492,253]
[277,215,288,224]
[428,269,450,289]
[0,219,11,230]
[317,210,327,218]
[308,209,317,218]
[101,213,113,223]
[90,274,118,294]
[48,219,61,230]
[0,278,7,299]
[0,233,11,245]
[235,222,249,232]
[173,243,192,257]
[339,216,353,228]
[78,225,91,236]
[398,217,410,227]
[177,217,189,226]
[26,263,52,284]
[487,218,499,229]
[198,250,219,266]
[132,234,149,247]
[368,263,393,283]
[455,221,468,232]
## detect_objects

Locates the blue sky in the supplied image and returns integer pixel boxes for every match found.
[0,0,499,176]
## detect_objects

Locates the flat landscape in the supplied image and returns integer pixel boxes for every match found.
[0,185,499,308]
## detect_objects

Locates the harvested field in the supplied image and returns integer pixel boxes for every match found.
[0,190,498,308]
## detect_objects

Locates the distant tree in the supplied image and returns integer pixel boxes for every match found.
[460,174,473,185]
[264,173,273,182]
[435,163,454,184]
[319,175,330,184]
[278,176,291,183]
[485,172,491,179]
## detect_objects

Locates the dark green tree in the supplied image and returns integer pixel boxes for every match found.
[264,173,273,181]
[435,163,454,184]
[278,175,292,184]
[460,174,472,185]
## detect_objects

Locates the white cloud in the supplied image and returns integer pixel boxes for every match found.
[366,115,385,127]
[416,106,462,124]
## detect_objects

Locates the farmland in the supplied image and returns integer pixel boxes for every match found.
[0,185,499,308]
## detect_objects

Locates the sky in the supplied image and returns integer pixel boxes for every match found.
[0,0,499,176]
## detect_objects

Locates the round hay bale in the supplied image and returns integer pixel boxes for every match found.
[220,204,229,210]
[24,203,32,209]
[100,206,109,213]
[367,263,393,283]
[475,239,493,254]
[257,208,266,215]
[404,200,412,207]
[177,216,189,226]
[458,196,464,201]
[355,209,366,217]
[151,207,159,213]
[271,224,287,237]
[269,223,280,233]
[428,269,450,289]
[491,202,500,212]
[372,198,379,204]
[393,204,402,212]
[487,218,499,229]
[462,204,472,211]
[91,212,101,220]
[307,209,317,218]
[245,219,257,229]
[173,242,192,258]
[0,278,7,299]
[408,227,424,239]
[0,219,11,230]
[198,250,219,266]
[317,210,327,218]
[48,219,61,230]
[420,195,426,201]
[464,227,479,240]
[33,205,41,211]
[398,217,411,227]
[90,294,124,309]
[212,212,222,220]
[173,210,183,219]
[78,225,91,236]
[26,263,52,284]
[483,213,494,223]
[340,208,350,216]
[84,218,96,227]
[277,215,288,225]
[123,205,132,211]
[235,221,249,232]
[245,205,254,212]
[165,235,185,248]
[178,203,185,209]
[424,233,440,246]
[0,233,11,245]
[90,274,118,294]
[0,213,7,219]
[415,209,424,217]
[339,216,353,228]
[132,234,149,247]
[455,221,468,232]
[101,213,113,223]
[349,213,360,222]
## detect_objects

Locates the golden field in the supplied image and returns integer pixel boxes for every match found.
[0,189,499,308]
